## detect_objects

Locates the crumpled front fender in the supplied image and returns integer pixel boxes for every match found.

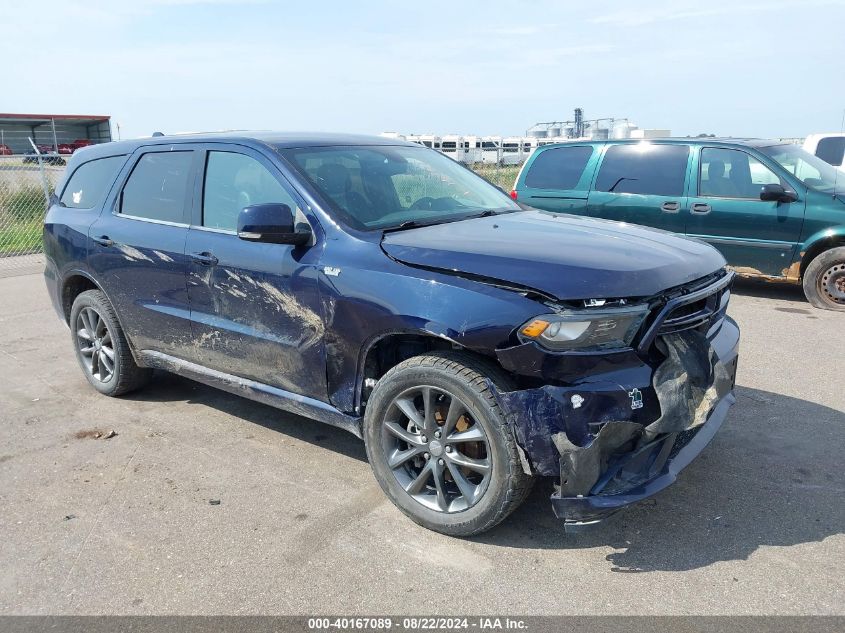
[490,324,738,500]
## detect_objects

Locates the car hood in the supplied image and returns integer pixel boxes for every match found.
[381,210,726,301]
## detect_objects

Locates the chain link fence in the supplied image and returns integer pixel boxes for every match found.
[0,152,65,275]
[469,163,520,192]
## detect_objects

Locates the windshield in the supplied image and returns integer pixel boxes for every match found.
[759,144,842,193]
[279,145,520,230]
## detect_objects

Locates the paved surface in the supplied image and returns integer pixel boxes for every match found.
[1,273,843,615]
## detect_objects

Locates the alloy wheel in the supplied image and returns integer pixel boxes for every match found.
[75,307,116,382]
[381,386,491,513]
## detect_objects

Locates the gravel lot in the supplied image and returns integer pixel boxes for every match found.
[1,272,843,615]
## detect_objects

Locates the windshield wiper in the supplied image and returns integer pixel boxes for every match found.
[381,208,514,233]
[382,220,436,233]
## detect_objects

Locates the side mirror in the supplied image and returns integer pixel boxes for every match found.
[237,203,311,246]
[760,183,798,204]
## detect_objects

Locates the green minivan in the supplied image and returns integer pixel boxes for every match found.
[512,138,845,310]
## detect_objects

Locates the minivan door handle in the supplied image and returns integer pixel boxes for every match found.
[92,235,114,247]
[190,251,219,266]
[661,201,680,213]
[691,203,712,215]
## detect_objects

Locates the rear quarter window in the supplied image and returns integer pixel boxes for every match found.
[524,146,593,189]
[59,155,126,209]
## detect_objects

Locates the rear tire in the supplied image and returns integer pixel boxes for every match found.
[802,246,845,311]
[363,351,533,536]
[69,290,152,396]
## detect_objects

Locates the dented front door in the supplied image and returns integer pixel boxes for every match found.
[184,147,327,400]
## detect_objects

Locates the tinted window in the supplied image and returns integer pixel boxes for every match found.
[594,144,690,196]
[700,148,781,199]
[120,152,193,223]
[203,152,296,231]
[524,146,593,190]
[815,137,845,166]
[60,155,126,209]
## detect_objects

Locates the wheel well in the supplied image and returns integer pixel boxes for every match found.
[61,275,98,323]
[801,237,845,277]
[359,333,492,407]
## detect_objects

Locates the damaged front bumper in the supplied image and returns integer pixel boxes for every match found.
[492,307,740,531]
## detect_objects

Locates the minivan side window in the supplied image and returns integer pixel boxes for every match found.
[524,146,593,190]
[594,144,690,196]
[815,137,845,167]
[60,155,126,209]
[120,152,193,223]
[203,151,296,232]
[699,148,781,199]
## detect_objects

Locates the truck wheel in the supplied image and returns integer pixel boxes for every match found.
[803,246,845,311]
[363,351,533,536]
[69,290,152,396]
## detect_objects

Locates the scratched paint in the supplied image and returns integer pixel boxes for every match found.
[115,244,154,263]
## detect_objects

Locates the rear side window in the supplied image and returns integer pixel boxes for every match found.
[203,151,297,232]
[524,146,593,189]
[815,137,845,166]
[120,152,193,223]
[594,144,690,196]
[60,155,125,209]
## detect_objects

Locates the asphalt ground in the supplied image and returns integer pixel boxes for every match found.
[1,272,843,615]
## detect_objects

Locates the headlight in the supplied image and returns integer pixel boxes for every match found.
[518,304,649,351]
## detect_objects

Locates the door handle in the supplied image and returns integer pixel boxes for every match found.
[661,201,680,213]
[190,251,218,266]
[691,203,712,215]
[92,235,114,247]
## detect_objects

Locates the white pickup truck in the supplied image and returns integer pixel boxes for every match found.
[803,133,845,172]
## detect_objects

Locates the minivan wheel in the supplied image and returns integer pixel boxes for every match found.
[803,246,845,311]
[363,351,533,536]
[69,290,152,396]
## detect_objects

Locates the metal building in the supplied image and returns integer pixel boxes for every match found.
[0,112,112,155]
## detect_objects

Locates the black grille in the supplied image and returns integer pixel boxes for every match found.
[637,273,733,352]
[668,426,702,460]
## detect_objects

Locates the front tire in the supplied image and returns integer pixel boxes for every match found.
[803,246,845,311]
[363,352,533,536]
[69,290,152,396]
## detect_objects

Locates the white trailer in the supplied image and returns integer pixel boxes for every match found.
[500,136,525,165]
[480,136,502,165]
[439,134,466,162]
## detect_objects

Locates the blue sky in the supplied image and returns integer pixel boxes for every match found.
[4,0,845,139]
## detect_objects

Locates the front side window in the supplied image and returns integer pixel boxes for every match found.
[281,145,519,230]
[594,143,690,196]
[815,137,845,167]
[699,148,781,199]
[203,151,296,231]
[524,146,593,190]
[760,143,840,193]
[120,152,193,223]
[60,155,126,209]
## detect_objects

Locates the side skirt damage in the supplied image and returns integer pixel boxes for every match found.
[138,350,363,438]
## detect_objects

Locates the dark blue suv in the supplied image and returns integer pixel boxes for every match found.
[44,133,740,535]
